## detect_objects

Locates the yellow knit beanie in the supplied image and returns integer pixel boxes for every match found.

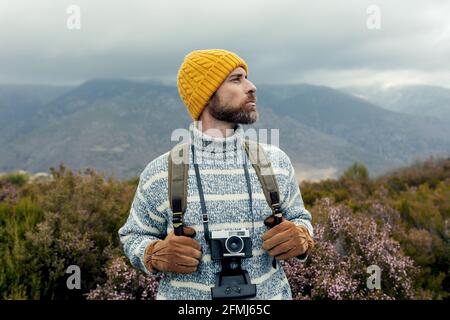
[177,49,249,121]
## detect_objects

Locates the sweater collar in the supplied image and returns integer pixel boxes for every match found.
[189,121,245,154]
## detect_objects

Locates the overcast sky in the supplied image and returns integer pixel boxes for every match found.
[1,0,449,88]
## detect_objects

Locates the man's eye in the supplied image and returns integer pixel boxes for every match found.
[232,78,240,82]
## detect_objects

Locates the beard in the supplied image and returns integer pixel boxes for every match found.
[207,93,259,124]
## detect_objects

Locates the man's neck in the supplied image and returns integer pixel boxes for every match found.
[197,112,236,138]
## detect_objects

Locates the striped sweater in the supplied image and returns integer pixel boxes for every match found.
[118,121,313,300]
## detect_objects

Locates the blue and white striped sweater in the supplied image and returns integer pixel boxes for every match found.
[118,121,313,300]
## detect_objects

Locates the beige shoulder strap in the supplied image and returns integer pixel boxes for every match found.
[243,139,282,217]
[168,142,189,235]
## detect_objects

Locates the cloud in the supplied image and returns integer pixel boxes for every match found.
[293,69,450,89]
[0,0,449,87]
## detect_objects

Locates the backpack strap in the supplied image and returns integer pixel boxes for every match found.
[243,139,283,270]
[168,142,189,236]
[243,139,283,225]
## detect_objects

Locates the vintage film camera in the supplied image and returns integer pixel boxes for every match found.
[209,228,257,299]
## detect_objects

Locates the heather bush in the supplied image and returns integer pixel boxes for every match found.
[0,179,20,204]
[300,158,450,299]
[1,158,448,299]
[86,256,162,300]
[0,164,137,299]
[283,198,417,300]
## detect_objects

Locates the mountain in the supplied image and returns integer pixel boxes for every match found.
[0,84,72,144]
[0,80,449,180]
[0,79,191,178]
[258,84,450,164]
[343,84,450,121]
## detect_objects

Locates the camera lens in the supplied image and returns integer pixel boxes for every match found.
[225,236,244,254]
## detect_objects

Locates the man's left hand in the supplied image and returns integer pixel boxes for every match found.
[261,219,313,260]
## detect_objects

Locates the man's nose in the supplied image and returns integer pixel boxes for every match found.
[246,80,257,94]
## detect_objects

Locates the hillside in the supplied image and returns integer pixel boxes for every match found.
[0,80,449,180]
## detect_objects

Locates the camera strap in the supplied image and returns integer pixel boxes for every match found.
[190,143,253,245]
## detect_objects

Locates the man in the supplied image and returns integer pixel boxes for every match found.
[118,49,314,300]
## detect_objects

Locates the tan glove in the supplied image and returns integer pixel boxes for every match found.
[262,218,314,260]
[143,226,202,274]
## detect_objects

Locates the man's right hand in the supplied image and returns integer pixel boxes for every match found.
[143,226,202,274]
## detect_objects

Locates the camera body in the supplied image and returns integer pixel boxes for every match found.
[209,228,256,299]
[210,228,253,260]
